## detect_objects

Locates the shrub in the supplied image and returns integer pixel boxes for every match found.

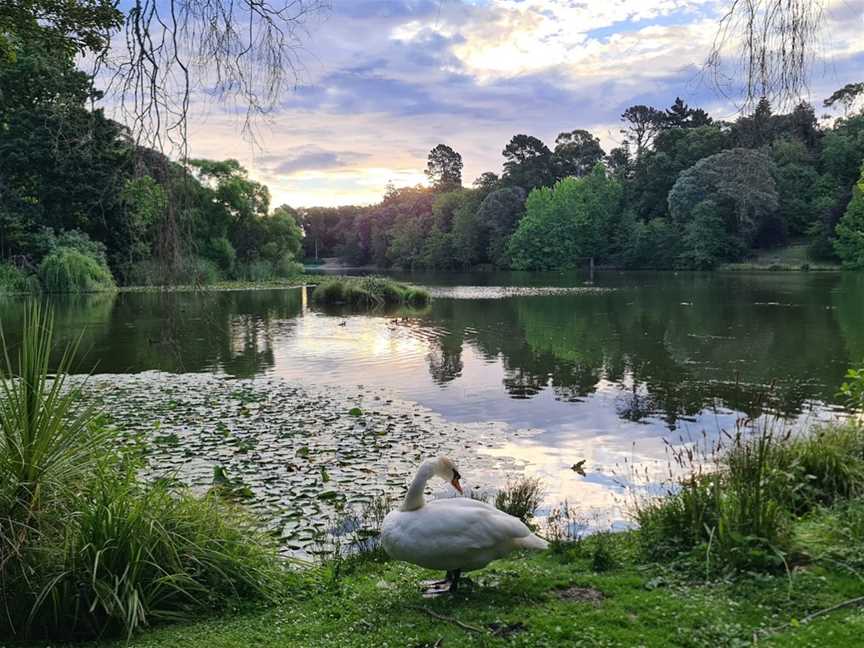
[39,247,116,293]
[39,466,282,639]
[840,365,864,413]
[236,259,274,282]
[274,252,303,278]
[313,279,345,303]
[206,236,237,273]
[771,423,864,513]
[0,263,40,294]
[404,287,431,306]
[181,256,221,285]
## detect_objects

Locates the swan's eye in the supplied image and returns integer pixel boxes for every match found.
[453,469,461,481]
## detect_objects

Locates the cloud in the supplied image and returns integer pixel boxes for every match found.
[131,0,864,207]
[266,148,371,175]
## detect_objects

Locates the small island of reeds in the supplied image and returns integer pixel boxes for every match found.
[310,276,430,308]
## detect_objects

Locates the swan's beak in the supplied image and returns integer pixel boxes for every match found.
[450,477,463,494]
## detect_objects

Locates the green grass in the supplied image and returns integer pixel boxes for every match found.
[719,242,841,271]
[80,516,864,648]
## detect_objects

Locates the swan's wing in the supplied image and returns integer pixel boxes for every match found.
[382,500,540,571]
[425,499,534,544]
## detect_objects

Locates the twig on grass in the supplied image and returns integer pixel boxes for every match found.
[408,605,487,634]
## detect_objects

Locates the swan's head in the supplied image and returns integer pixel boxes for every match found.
[432,456,463,494]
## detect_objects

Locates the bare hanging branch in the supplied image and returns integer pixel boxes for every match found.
[97,0,329,156]
[706,0,824,110]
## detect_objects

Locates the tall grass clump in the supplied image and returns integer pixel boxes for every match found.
[634,416,864,572]
[494,475,544,528]
[39,247,116,293]
[311,276,429,309]
[0,304,285,640]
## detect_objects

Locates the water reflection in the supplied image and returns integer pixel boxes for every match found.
[2,273,862,530]
[1,273,861,428]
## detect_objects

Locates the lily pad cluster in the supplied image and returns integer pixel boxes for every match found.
[81,372,520,557]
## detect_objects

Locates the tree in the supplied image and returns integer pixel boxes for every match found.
[834,167,864,268]
[629,125,729,221]
[622,218,682,269]
[0,37,130,261]
[477,187,527,267]
[553,130,605,179]
[0,0,121,60]
[620,105,664,159]
[678,200,740,268]
[663,98,713,129]
[501,135,554,191]
[770,138,820,236]
[824,82,864,116]
[508,165,622,270]
[669,148,779,258]
[605,144,632,181]
[425,144,463,191]
[473,172,500,193]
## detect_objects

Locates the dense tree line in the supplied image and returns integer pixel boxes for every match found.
[0,32,304,291]
[301,94,864,271]
[2,15,863,288]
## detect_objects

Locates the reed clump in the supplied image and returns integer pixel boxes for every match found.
[633,417,864,572]
[311,276,430,308]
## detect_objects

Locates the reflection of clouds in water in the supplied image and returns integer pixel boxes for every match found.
[426,286,612,299]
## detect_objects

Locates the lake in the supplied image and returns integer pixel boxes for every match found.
[2,271,862,543]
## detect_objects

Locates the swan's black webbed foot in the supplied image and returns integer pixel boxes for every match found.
[421,570,461,597]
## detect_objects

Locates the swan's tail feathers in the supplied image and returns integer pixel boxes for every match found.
[516,533,549,551]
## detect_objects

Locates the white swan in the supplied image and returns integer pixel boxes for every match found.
[381,457,548,593]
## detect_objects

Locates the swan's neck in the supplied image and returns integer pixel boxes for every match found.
[401,461,435,511]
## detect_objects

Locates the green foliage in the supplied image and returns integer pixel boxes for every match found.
[2,39,862,278]
[834,169,864,268]
[621,217,681,269]
[207,236,238,273]
[39,246,116,292]
[635,419,864,572]
[678,200,742,269]
[508,165,622,270]
[0,263,40,293]
[310,277,429,309]
[839,366,864,412]
[425,144,463,190]
[0,303,285,640]
[501,134,554,191]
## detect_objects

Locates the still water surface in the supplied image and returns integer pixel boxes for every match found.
[2,271,862,527]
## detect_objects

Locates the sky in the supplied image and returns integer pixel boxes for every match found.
[162,0,864,208]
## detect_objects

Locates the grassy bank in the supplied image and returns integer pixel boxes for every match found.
[85,509,864,648]
[83,416,864,648]
[719,242,842,271]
